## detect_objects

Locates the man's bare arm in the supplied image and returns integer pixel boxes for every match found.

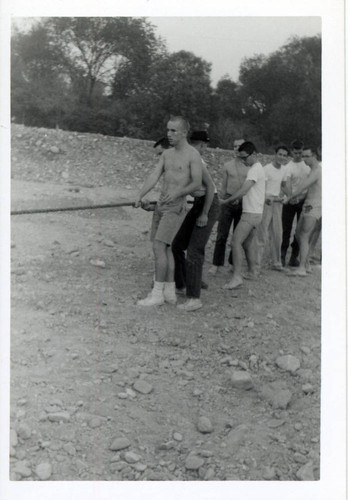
[290,167,320,200]
[220,179,255,204]
[220,164,228,197]
[134,157,164,207]
[196,163,215,227]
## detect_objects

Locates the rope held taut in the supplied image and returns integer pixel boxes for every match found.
[11,199,194,216]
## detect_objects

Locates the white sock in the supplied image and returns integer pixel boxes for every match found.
[164,282,176,295]
[153,281,165,295]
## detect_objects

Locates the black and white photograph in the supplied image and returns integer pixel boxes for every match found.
[1,1,346,499]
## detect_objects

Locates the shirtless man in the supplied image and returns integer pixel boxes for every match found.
[209,138,248,275]
[286,146,321,277]
[221,141,266,290]
[172,130,220,311]
[135,116,202,306]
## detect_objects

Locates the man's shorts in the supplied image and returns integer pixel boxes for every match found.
[150,203,187,245]
[240,212,263,229]
[302,204,321,221]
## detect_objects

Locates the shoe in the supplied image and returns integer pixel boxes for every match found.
[177,299,203,312]
[271,263,284,272]
[208,266,219,275]
[223,280,243,290]
[243,272,259,281]
[163,291,177,304]
[201,280,208,290]
[137,292,165,306]
[175,287,186,296]
[288,257,300,267]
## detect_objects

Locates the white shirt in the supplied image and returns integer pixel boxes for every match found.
[264,163,286,196]
[243,162,265,214]
[283,160,311,202]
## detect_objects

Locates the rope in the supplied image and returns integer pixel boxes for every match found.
[11,199,193,216]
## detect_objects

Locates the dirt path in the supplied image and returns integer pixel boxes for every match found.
[10,178,321,482]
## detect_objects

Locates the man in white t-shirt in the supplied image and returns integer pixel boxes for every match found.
[220,141,266,290]
[257,145,289,270]
[281,139,311,267]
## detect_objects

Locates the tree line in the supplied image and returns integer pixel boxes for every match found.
[11,18,321,151]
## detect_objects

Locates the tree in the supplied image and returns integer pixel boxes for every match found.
[238,35,321,148]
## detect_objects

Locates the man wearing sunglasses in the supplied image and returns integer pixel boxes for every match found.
[219,141,265,290]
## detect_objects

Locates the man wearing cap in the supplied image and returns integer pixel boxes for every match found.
[135,116,202,306]
[209,137,248,275]
[172,130,220,311]
[221,141,265,290]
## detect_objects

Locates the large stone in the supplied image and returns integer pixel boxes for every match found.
[197,416,213,434]
[275,355,300,373]
[13,461,32,478]
[124,452,141,464]
[133,380,153,394]
[271,389,292,409]
[47,412,71,423]
[296,461,315,480]
[17,423,31,440]
[230,371,253,390]
[35,463,52,480]
[110,437,131,451]
[185,453,205,470]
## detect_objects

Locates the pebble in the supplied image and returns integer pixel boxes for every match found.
[200,450,213,458]
[124,452,142,464]
[133,380,153,394]
[173,432,183,442]
[275,355,301,373]
[13,461,32,478]
[50,146,60,153]
[118,393,128,399]
[133,463,147,472]
[110,462,126,472]
[297,368,314,381]
[262,466,276,480]
[300,346,311,355]
[88,416,103,428]
[230,370,253,390]
[204,467,215,480]
[35,462,52,480]
[296,461,315,480]
[302,384,315,394]
[267,419,285,429]
[17,423,31,440]
[16,449,27,460]
[294,422,303,431]
[294,452,308,464]
[63,443,76,456]
[110,437,131,451]
[197,416,214,434]
[230,359,239,367]
[47,412,71,423]
[185,453,205,470]
[10,429,18,447]
[158,441,175,451]
[126,388,137,399]
[103,239,115,247]
[225,424,249,450]
[249,355,258,371]
[193,388,202,396]
[90,259,106,268]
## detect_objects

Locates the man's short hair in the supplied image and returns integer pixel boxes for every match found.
[169,115,190,133]
[275,145,290,154]
[190,130,209,143]
[238,141,257,155]
[154,137,170,149]
[291,139,304,150]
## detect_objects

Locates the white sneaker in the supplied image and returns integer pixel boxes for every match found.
[137,292,164,306]
[163,291,177,304]
[177,299,203,312]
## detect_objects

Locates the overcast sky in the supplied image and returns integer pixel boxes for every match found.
[148,17,321,86]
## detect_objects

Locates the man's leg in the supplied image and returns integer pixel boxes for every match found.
[172,206,198,290]
[256,203,272,268]
[224,218,254,289]
[211,203,233,271]
[179,196,220,311]
[243,226,258,276]
[137,239,167,306]
[270,202,283,267]
[227,205,243,266]
[289,201,304,265]
[281,203,296,265]
[291,215,317,275]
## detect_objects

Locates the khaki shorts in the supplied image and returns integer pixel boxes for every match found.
[150,203,187,245]
[240,212,263,228]
[302,204,321,221]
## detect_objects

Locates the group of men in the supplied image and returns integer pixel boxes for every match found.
[134,116,322,311]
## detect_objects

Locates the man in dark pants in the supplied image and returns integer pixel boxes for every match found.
[172,131,220,312]
[281,139,310,267]
[209,141,248,274]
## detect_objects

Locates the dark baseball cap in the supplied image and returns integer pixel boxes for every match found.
[190,131,209,143]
